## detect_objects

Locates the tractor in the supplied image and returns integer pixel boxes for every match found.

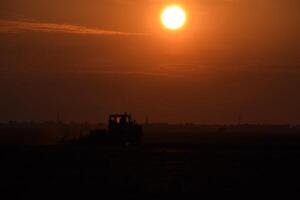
[72,113,143,146]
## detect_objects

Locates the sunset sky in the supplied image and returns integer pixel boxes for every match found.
[0,0,299,123]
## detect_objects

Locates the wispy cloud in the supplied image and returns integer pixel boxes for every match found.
[71,69,183,78]
[0,19,150,36]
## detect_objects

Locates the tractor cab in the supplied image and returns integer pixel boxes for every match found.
[108,113,142,145]
[109,113,136,130]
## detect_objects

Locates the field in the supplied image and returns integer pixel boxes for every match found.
[1,129,300,198]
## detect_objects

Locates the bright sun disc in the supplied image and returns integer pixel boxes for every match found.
[161,5,186,30]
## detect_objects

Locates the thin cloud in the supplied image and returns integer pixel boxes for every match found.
[0,19,150,36]
[71,70,183,78]
[0,68,183,78]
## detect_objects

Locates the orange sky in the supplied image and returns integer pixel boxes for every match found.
[0,0,299,123]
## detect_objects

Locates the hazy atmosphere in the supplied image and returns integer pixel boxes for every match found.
[2,1,300,198]
[1,0,299,123]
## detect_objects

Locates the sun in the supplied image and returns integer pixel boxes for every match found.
[161,5,187,30]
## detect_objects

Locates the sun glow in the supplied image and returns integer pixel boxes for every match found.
[161,5,186,30]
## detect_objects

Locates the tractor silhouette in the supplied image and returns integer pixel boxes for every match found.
[72,113,143,146]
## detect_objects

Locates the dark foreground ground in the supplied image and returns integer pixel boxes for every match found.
[1,134,300,199]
